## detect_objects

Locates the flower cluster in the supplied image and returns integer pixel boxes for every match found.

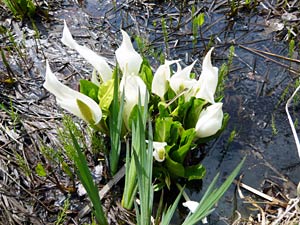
[44,21,228,183]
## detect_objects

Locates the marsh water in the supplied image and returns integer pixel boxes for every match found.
[1,0,300,224]
[48,0,300,223]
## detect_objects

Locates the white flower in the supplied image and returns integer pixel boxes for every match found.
[195,48,219,103]
[152,141,167,162]
[61,21,112,83]
[182,201,199,213]
[195,103,223,138]
[152,60,180,100]
[120,75,149,129]
[168,61,197,94]
[115,30,143,76]
[43,61,102,125]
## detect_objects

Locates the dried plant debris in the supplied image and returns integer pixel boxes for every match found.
[233,178,300,225]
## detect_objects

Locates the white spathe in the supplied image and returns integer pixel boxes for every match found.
[43,61,102,125]
[195,102,223,138]
[91,69,100,86]
[182,201,199,213]
[152,60,180,100]
[61,21,112,83]
[120,75,149,129]
[115,30,143,76]
[168,61,197,94]
[195,48,219,103]
[152,141,167,162]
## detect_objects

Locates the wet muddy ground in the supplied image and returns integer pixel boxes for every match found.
[1,0,300,224]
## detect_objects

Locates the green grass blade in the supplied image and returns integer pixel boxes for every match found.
[160,187,184,225]
[69,129,108,225]
[109,68,124,175]
[121,129,138,210]
[182,157,245,225]
[133,93,153,225]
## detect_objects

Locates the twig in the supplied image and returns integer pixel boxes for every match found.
[244,196,267,225]
[285,83,300,159]
[239,45,299,75]
[271,198,300,225]
[234,180,287,208]
[0,167,55,213]
[240,46,300,64]
[78,165,126,218]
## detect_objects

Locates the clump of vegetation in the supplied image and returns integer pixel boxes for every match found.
[41,21,244,224]
[1,0,36,19]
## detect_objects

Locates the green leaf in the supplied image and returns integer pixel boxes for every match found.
[128,104,144,131]
[98,79,114,118]
[139,59,153,91]
[122,140,137,210]
[176,95,192,119]
[169,121,183,144]
[182,157,246,225]
[184,164,206,181]
[154,117,173,142]
[69,129,108,225]
[170,128,196,163]
[35,163,47,177]
[196,13,205,26]
[160,187,184,225]
[165,153,185,178]
[109,68,124,175]
[122,92,150,211]
[80,79,99,103]
[153,166,171,190]
[184,98,206,129]
[61,161,74,179]
[158,102,170,118]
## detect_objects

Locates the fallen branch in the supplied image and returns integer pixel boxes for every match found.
[285,83,300,159]
[235,180,287,208]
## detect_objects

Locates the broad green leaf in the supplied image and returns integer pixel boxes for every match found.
[35,163,47,177]
[184,98,206,129]
[171,128,196,163]
[169,121,182,144]
[196,13,205,26]
[170,95,189,119]
[165,88,176,109]
[139,59,153,91]
[153,166,172,190]
[79,79,99,103]
[154,117,173,142]
[98,79,114,118]
[158,102,170,117]
[184,163,206,181]
[165,153,185,178]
